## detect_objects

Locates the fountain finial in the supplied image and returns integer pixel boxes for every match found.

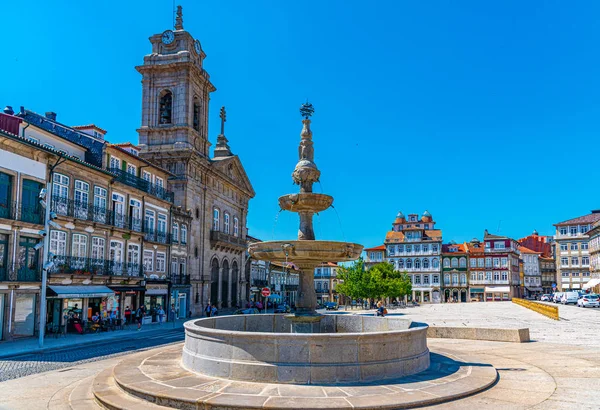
[300,101,314,119]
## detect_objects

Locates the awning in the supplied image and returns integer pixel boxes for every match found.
[108,286,146,292]
[145,288,168,295]
[485,286,510,293]
[583,278,600,290]
[470,288,485,293]
[525,286,543,292]
[47,285,114,299]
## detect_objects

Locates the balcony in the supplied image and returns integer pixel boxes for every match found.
[108,167,174,202]
[143,229,170,244]
[0,201,44,225]
[210,230,246,250]
[51,197,143,231]
[0,263,41,282]
[401,267,440,272]
[50,256,143,277]
[469,279,509,285]
[171,274,191,285]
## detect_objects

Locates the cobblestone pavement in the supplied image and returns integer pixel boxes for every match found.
[0,328,184,382]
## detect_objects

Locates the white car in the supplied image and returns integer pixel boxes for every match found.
[540,294,552,302]
[561,291,579,305]
[577,294,599,308]
[553,292,564,303]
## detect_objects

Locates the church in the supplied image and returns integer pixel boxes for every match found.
[137,7,255,314]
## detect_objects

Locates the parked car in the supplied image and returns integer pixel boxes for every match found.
[577,294,599,308]
[324,302,338,311]
[234,308,259,315]
[553,292,564,303]
[540,294,552,302]
[561,291,579,305]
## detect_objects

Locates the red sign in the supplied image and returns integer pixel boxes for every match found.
[261,287,271,297]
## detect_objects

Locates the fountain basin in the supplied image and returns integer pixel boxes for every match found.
[278,193,334,213]
[247,240,363,264]
[182,314,430,384]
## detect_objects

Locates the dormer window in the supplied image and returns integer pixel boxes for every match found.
[410,216,417,222]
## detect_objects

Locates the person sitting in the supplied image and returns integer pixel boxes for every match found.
[376,301,386,317]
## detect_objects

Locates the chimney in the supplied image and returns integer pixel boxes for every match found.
[45,112,57,121]
[3,106,14,115]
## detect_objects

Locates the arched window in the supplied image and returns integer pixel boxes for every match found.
[444,274,450,285]
[181,225,187,244]
[212,208,219,231]
[443,259,450,268]
[398,259,404,269]
[159,90,173,124]
[414,259,421,269]
[423,258,429,269]
[224,213,230,234]
[432,258,439,268]
[406,259,412,269]
[451,258,458,268]
[460,273,467,284]
[233,217,239,237]
[459,257,466,268]
[193,97,200,131]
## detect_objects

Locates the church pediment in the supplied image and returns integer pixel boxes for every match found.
[211,156,255,198]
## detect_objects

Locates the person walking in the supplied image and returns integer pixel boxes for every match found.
[205,303,212,318]
[157,305,165,325]
[136,305,145,331]
[211,304,218,317]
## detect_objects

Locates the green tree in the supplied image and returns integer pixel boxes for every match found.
[337,260,412,303]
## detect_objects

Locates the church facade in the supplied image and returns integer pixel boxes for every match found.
[137,8,255,314]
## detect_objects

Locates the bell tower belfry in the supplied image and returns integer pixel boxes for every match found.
[136,5,215,157]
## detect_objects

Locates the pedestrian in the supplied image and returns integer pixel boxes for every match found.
[205,303,212,318]
[376,301,386,317]
[171,303,177,320]
[136,305,145,331]
[211,304,218,317]
[124,306,132,324]
[157,305,165,324]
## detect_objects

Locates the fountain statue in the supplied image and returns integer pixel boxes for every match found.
[247,102,363,331]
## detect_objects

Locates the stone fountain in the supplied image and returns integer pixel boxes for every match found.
[247,102,363,332]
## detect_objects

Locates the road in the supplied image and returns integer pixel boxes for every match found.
[0,328,184,382]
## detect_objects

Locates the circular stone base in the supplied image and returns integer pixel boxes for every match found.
[98,346,498,410]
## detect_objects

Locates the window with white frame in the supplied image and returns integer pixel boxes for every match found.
[423,275,430,284]
[493,258,500,268]
[414,259,421,269]
[129,199,142,231]
[572,257,579,266]
[478,258,484,267]
[494,241,505,249]
[398,259,404,269]
[582,256,589,265]
[142,171,152,182]
[432,274,439,284]
[414,244,421,252]
[172,223,179,242]
[156,252,166,272]
[451,273,458,285]
[559,227,567,235]
[52,173,69,199]
[109,240,124,269]
[432,244,439,253]
[126,164,136,176]
[422,244,428,252]
[561,257,568,266]
[493,271,500,281]
[571,243,578,251]
[49,230,67,256]
[233,217,239,237]
[171,257,178,275]
[581,242,589,250]
[478,271,484,281]
[71,234,87,259]
[501,271,508,281]
[143,250,154,272]
[460,273,466,284]
[109,156,120,170]
[501,257,508,267]
[158,213,167,233]
[93,187,107,222]
[570,226,577,236]
[485,257,492,267]
[451,258,458,268]
[423,258,429,268]
[181,225,187,244]
[486,271,493,281]
[470,259,477,268]
[91,237,105,260]
[414,275,421,284]
[145,209,156,232]
[74,180,89,218]
[406,245,412,253]
[155,177,164,189]
[213,208,220,230]
[180,258,186,276]
[224,213,230,234]
[127,244,140,266]
[432,258,439,268]
[560,243,568,251]
[471,272,477,281]
[406,259,412,269]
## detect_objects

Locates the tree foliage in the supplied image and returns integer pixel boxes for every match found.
[336,259,412,301]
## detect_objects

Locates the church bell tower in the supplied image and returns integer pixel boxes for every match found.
[136,5,216,157]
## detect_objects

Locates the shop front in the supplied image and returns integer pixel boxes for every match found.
[46,285,114,333]
[108,286,145,325]
[470,288,485,302]
[484,286,510,302]
[170,287,190,320]
[144,283,169,323]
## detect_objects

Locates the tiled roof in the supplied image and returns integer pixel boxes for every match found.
[554,212,600,227]
[519,246,541,254]
[424,229,442,240]
[464,242,484,254]
[483,231,507,240]
[442,243,466,253]
[385,231,405,242]
[72,124,107,134]
[364,245,385,251]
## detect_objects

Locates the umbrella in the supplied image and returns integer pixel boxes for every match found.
[267,294,282,300]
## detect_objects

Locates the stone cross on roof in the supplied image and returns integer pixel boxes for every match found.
[175,5,184,30]
[220,106,227,135]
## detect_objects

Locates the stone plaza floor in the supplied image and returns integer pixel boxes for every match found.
[0,302,598,409]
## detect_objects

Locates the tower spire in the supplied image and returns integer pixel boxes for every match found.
[175,5,184,30]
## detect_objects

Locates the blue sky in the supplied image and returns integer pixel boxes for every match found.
[2,1,600,247]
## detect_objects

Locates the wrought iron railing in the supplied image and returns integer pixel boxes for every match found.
[0,201,44,224]
[107,167,174,202]
[0,263,42,282]
[50,256,143,277]
[51,197,143,231]
[209,230,246,248]
[143,229,170,244]
[171,274,191,285]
